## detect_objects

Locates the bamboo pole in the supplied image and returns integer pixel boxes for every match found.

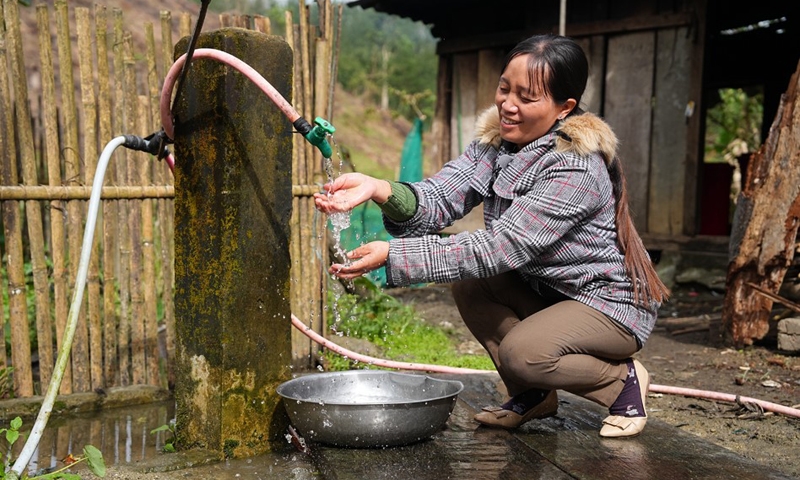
[254,15,270,34]
[113,9,131,387]
[145,21,164,387]
[56,0,90,393]
[137,94,159,386]
[219,13,231,29]
[0,185,175,200]
[298,1,314,366]
[159,9,176,388]
[76,7,104,391]
[0,0,21,386]
[330,3,343,122]
[36,3,69,394]
[179,12,191,38]
[285,10,304,364]
[95,3,119,388]
[0,0,8,378]
[5,0,38,397]
[312,0,334,359]
[298,4,311,182]
[123,33,146,387]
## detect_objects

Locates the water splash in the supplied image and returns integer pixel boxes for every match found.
[325,135,351,269]
[324,135,352,332]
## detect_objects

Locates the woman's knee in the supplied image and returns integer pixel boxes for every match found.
[497,337,556,384]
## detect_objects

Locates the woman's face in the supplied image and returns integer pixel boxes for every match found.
[495,54,575,147]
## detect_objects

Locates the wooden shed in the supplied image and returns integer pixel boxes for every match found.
[346,0,799,260]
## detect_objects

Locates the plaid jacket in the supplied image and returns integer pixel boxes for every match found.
[383,107,659,346]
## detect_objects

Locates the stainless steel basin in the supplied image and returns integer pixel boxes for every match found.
[276,370,464,448]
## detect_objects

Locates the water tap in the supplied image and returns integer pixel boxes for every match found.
[293,117,336,158]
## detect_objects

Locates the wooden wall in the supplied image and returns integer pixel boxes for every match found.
[432,14,699,242]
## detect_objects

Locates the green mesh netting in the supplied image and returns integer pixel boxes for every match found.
[336,118,424,286]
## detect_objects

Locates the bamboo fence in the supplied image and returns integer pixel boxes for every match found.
[0,0,336,399]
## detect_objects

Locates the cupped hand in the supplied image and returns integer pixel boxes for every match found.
[313,173,390,214]
[329,241,390,280]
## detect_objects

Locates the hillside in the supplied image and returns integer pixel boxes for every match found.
[330,86,415,180]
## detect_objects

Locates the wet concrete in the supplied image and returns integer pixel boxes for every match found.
[11,372,796,479]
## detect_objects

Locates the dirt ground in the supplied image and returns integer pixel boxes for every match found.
[385,282,800,479]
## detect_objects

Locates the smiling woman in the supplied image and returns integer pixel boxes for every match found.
[312,33,670,440]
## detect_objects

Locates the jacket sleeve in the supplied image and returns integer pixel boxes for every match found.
[383,139,492,238]
[385,153,611,287]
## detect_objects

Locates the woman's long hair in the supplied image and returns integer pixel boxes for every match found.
[506,34,670,305]
[606,155,670,305]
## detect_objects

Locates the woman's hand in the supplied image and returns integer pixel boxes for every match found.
[329,241,390,280]
[313,173,391,214]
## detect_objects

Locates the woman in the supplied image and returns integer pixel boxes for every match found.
[313,34,669,438]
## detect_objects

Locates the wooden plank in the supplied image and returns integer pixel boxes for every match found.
[683,0,708,236]
[476,48,504,112]
[604,31,655,231]
[648,27,691,235]
[575,35,605,115]
[442,52,485,235]
[429,55,451,173]
[450,53,478,156]
[437,12,693,55]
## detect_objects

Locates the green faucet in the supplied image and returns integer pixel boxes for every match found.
[304,117,336,158]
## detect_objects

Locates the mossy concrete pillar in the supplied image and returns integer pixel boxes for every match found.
[172,28,293,457]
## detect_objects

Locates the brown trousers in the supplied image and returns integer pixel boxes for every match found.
[451,271,639,407]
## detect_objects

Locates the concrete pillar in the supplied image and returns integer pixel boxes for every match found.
[172,28,293,457]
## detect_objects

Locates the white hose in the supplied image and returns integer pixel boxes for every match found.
[9,137,126,478]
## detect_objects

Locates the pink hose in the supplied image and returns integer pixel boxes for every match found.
[160,48,301,141]
[291,314,489,374]
[290,313,800,418]
[648,384,800,419]
[158,48,800,420]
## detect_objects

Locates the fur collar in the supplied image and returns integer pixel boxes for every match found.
[473,106,618,164]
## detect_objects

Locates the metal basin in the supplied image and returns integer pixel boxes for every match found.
[276,370,464,448]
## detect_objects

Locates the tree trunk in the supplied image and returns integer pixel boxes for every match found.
[721,59,800,347]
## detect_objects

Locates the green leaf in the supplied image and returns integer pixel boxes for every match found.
[83,445,106,477]
[10,417,22,430]
[163,443,176,453]
[150,424,171,434]
[6,429,19,444]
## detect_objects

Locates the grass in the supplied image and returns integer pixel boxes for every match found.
[323,278,494,372]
